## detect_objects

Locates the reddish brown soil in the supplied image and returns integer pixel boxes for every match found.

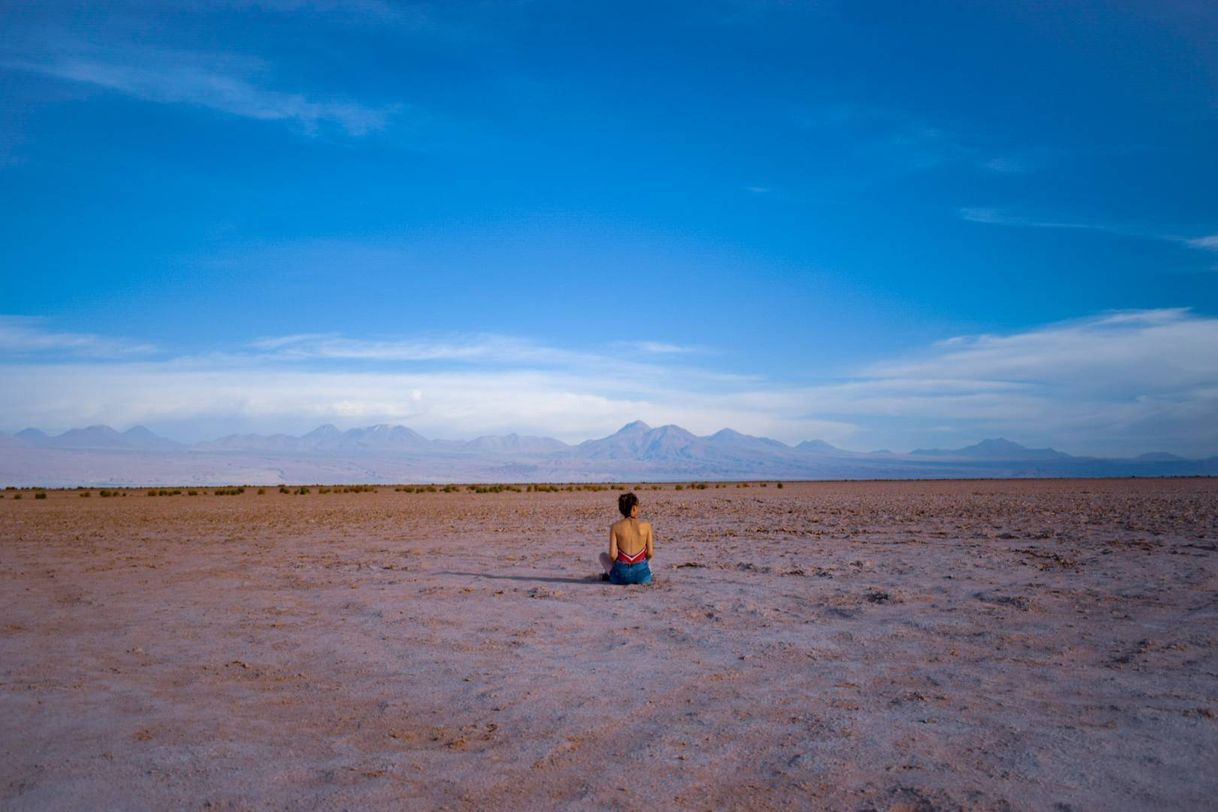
[2,479,1216,810]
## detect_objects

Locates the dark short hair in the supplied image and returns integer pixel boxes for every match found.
[618,492,639,517]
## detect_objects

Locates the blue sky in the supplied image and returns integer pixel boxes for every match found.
[1,1,1216,455]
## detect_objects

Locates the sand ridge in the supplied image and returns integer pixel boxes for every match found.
[1,479,1216,809]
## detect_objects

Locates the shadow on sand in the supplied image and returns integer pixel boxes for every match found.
[436,570,602,585]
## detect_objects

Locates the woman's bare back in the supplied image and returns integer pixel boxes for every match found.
[611,517,653,560]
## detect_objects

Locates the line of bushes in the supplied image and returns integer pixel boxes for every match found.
[1,481,791,499]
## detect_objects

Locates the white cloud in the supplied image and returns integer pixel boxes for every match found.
[796,309,1218,454]
[249,333,594,365]
[248,333,716,378]
[7,45,394,135]
[960,210,1218,264]
[866,309,1213,390]
[957,207,1099,230]
[626,341,696,355]
[0,316,156,357]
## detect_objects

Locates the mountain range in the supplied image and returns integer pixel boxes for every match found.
[2,422,1215,487]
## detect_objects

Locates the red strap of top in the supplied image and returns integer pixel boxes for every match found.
[617,547,647,564]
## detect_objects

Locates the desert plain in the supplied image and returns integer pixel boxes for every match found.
[1,478,1216,810]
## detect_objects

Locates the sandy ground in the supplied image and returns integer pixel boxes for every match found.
[1,479,1216,811]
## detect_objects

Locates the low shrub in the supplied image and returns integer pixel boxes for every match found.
[35,492,47,499]
[467,484,522,494]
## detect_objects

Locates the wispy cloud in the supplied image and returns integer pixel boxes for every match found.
[957,207,1110,231]
[3,311,1216,455]
[863,308,1215,392]
[247,332,704,371]
[0,316,156,357]
[798,105,1029,175]
[981,156,1036,174]
[6,44,394,135]
[798,309,1218,454]
[960,208,1218,261]
[214,0,401,16]
[625,341,697,355]
[248,333,535,362]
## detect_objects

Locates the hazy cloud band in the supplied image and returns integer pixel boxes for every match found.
[1,309,1215,455]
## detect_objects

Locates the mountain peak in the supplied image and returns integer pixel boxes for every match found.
[963,438,1068,459]
[43,425,138,450]
[970,438,1027,452]
[911,437,1068,460]
[616,420,652,434]
[797,439,840,452]
[120,425,180,449]
[79,424,122,435]
[1136,451,1184,462]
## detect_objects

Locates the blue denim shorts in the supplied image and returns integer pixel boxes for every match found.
[609,560,653,585]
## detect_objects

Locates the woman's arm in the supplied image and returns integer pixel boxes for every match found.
[644,522,654,560]
[608,525,618,563]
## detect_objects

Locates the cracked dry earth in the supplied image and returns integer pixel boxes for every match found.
[2,479,1216,810]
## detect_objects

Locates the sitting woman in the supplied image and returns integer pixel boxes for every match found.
[599,492,654,585]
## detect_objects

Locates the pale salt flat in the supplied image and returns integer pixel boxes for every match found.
[2,479,1216,810]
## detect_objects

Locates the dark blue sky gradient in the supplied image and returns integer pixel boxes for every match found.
[2,0,1216,380]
